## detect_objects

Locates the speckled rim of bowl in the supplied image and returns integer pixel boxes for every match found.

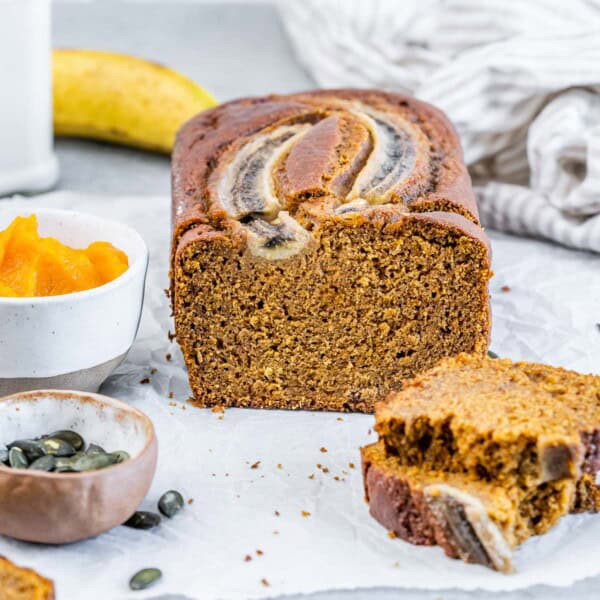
[0,389,156,479]
[0,208,148,306]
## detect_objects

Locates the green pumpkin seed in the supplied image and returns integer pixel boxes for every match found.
[47,430,85,452]
[129,567,162,591]
[39,437,76,457]
[110,450,130,464]
[7,439,45,462]
[158,490,184,518]
[29,455,56,471]
[69,452,118,472]
[487,350,499,359]
[124,511,161,530]
[3,430,128,473]
[8,447,29,469]
[86,443,105,454]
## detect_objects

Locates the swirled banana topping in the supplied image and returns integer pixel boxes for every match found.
[217,103,426,258]
[218,124,310,220]
[244,212,311,259]
[348,107,417,202]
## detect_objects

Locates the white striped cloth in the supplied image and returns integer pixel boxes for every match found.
[280,0,600,253]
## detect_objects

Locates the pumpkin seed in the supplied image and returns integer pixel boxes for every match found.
[86,443,105,454]
[8,447,29,469]
[2,430,130,473]
[111,450,130,464]
[48,430,85,452]
[129,567,162,591]
[158,490,184,518]
[124,511,161,530]
[69,452,118,472]
[39,437,76,457]
[29,455,56,471]
[7,439,45,462]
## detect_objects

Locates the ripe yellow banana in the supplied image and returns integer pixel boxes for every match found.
[53,49,217,154]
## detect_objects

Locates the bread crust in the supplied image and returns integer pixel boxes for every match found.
[172,89,484,254]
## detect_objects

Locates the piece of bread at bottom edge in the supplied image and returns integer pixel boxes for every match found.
[0,557,54,600]
[361,441,599,572]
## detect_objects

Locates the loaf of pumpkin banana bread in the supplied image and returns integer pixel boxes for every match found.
[171,89,491,411]
[363,354,600,570]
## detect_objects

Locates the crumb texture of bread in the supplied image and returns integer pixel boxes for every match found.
[171,89,492,412]
[0,557,54,600]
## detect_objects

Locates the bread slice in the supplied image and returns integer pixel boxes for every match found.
[171,89,492,412]
[0,557,54,599]
[362,441,583,572]
[376,354,600,487]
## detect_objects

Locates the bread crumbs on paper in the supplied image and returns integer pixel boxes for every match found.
[165,353,172,361]
[336,417,344,421]
[322,467,329,473]
[139,377,150,385]
[256,550,263,556]
[273,530,279,535]
[388,530,397,539]
[150,368,157,375]
[277,463,283,469]
[261,579,270,587]
[301,511,311,517]
[211,405,225,413]
[251,461,261,469]
[320,447,328,453]
[244,555,252,562]
[168,392,174,399]
[274,510,280,516]
[501,285,511,292]
[168,330,176,342]
[308,474,315,480]
[188,498,194,505]
[349,462,355,469]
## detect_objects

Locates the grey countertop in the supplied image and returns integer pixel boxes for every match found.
[41,2,600,599]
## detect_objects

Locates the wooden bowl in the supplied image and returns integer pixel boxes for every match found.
[0,390,157,544]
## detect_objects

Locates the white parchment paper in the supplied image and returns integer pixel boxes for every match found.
[0,192,599,599]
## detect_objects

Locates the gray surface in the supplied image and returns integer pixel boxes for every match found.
[41,2,599,599]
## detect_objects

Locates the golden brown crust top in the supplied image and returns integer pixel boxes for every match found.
[172,89,483,259]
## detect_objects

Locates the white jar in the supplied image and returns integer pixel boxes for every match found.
[0,0,58,196]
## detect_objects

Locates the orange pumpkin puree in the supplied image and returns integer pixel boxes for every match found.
[0,215,129,297]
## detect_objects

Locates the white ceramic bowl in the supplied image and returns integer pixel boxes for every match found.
[0,208,148,394]
[0,389,158,543]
